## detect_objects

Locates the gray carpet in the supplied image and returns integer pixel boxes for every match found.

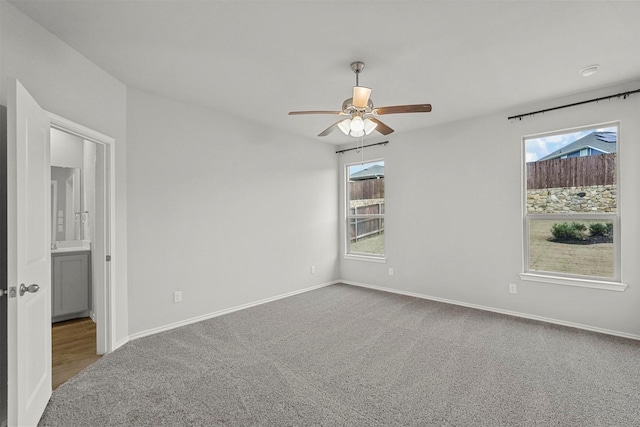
[39,284,640,426]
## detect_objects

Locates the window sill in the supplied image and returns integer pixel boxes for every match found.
[519,273,627,292]
[344,254,387,264]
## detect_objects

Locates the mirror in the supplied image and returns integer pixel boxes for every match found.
[51,166,82,242]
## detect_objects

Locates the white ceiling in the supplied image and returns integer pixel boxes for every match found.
[10,0,640,144]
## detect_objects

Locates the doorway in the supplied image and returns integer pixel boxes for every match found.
[5,80,118,425]
[48,114,114,384]
[49,128,100,387]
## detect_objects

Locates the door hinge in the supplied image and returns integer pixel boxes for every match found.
[106,255,111,262]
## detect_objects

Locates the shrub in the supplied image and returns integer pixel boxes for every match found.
[606,222,613,235]
[550,222,587,240]
[589,222,609,237]
[573,222,587,232]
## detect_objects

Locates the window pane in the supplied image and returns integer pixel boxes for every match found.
[348,218,384,256]
[347,160,385,257]
[348,161,384,206]
[528,218,614,279]
[525,127,617,214]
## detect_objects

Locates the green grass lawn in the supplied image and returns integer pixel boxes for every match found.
[529,219,613,278]
[350,232,384,256]
[348,222,613,278]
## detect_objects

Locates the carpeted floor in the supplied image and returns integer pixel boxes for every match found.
[39,283,640,426]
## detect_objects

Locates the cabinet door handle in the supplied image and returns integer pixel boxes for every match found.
[19,283,40,296]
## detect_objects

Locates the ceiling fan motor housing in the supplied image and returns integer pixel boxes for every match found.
[342,98,374,115]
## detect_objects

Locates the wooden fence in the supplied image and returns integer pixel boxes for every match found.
[349,178,384,200]
[527,153,616,190]
[349,203,384,241]
[349,178,385,241]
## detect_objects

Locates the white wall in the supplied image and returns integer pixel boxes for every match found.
[126,88,338,335]
[50,130,84,241]
[50,128,83,168]
[0,2,129,345]
[339,80,640,338]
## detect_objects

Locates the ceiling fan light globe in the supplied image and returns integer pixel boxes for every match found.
[350,130,365,137]
[337,119,351,135]
[363,118,377,135]
[350,116,365,132]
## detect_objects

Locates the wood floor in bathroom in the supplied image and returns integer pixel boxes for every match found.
[52,317,101,390]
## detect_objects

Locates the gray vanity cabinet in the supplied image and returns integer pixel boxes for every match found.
[51,251,91,322]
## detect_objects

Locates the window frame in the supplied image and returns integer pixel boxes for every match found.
[520,121,625,291]
[344,158,386,262]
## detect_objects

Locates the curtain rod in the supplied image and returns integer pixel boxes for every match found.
[508,88,640,121]
[335,140,389,154]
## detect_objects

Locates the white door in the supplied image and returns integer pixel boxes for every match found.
[7,80,52,426]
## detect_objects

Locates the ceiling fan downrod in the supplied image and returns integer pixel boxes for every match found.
[351,61,365,86]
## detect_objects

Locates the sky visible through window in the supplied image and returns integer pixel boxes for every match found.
[349,160,384,175]
[525,126,616,163]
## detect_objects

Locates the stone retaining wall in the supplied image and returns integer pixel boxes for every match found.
[350,199,384,209]
[527,185,616,213]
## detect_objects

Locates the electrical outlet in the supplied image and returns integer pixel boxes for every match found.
[310,266,316,274]
[173,291,182,303]
[388,268,394,276]
[509,283,517,294]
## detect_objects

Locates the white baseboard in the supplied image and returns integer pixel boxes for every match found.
[129,281,338,342]
[113,337,130,352]
[340,280,640,341]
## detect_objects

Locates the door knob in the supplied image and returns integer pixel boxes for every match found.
[19,283,39,296]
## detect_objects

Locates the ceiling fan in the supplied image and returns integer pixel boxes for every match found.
[288,61,432,137]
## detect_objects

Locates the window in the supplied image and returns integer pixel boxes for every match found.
[346,160,385,258]
[523,123,619,283]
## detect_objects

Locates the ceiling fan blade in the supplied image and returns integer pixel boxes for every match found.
[374,104,432,115]
[288,110,344,115]
[369,118,394,135]
[317,120,345,137]
[352,86,372,108]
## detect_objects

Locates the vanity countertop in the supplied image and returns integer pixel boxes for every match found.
[52,247,91,254]
[51,240,91,254]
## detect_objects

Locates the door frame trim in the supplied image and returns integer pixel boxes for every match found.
[48,113,116,354]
